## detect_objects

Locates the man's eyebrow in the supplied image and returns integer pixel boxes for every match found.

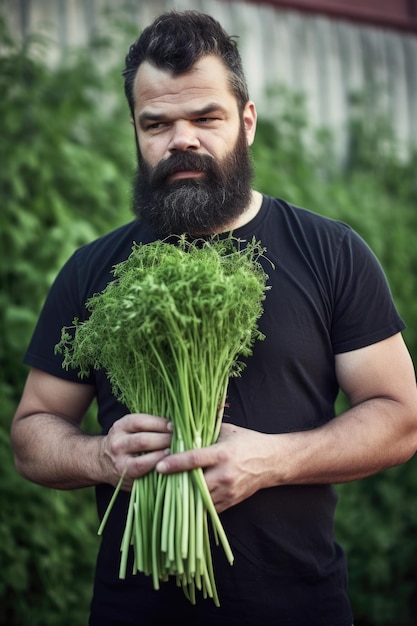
[138,111,168,126]
[138,103,227,126]
[189,103,227,117]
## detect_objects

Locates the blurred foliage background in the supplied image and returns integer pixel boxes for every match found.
[1,9,417,626]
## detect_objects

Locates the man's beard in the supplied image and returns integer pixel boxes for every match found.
[132,125,254,237]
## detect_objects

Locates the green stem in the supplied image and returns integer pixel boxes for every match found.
[97,471,125,536]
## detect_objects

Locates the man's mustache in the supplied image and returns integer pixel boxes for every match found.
[148,152,217,187]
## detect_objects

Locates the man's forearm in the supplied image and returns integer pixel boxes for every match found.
[11,412,106,490]
[268,397,417,488]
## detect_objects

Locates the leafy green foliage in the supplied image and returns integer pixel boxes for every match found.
[0,14,133,625]
[2,12,417,626]
[0,18,133,413]
[56,236,268,605]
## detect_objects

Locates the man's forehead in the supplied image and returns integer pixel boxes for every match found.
[132,56,233,107]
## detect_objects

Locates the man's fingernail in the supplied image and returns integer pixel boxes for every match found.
[156,460,167,473]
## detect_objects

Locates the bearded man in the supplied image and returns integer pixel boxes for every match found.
[11,10,417,626]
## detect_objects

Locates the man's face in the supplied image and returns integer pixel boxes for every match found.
[131,55,257,236]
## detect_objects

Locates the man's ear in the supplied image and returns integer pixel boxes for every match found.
[243,101,257,147]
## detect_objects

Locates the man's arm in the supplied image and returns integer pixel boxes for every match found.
[11,368,172,490]
[155,333,417,512]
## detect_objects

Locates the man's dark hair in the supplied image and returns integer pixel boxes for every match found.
[123,10,249,115]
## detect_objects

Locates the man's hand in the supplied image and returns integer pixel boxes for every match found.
[156,422,270,512]
[102,413,172,489]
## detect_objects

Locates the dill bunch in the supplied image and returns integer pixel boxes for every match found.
[56,235,269,606]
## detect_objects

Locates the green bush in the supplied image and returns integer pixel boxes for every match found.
[0,16,133,625]
[2,14,417,626]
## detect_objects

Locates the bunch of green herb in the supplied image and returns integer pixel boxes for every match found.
[55,235,269,605]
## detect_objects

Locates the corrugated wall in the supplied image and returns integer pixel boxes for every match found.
[3,0,417,159]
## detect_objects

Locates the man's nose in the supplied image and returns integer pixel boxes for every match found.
[168,121,200,152]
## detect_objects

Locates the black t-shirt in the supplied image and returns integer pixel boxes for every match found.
[25,196,405,625]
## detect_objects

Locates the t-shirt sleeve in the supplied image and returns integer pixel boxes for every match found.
[24,251,95,384]
[331,228,405,354]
